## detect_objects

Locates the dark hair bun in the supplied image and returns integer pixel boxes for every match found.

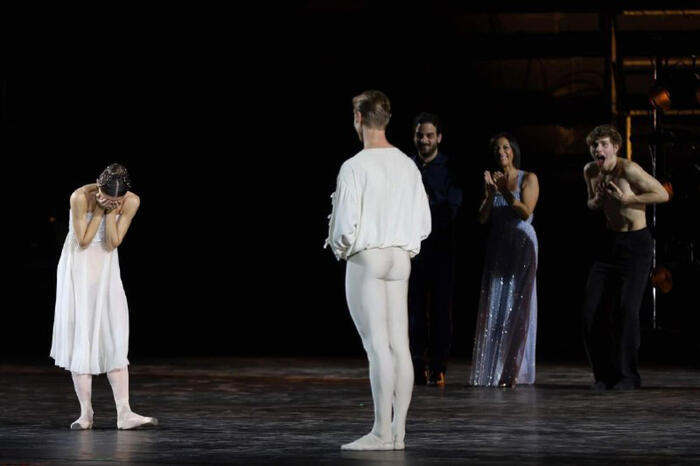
[97,163,131,197]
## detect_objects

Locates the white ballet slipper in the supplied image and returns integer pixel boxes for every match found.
[341,433,394,451]
[70,417,93,430]
[117,412,159,430]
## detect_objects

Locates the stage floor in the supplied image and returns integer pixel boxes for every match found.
[1,358,700,464]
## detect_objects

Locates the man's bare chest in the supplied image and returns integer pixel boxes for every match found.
[594,173,634,194]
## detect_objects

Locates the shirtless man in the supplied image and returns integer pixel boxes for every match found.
[582,124,669,390]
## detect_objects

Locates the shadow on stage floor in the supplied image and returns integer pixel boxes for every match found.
[1,358,700,465]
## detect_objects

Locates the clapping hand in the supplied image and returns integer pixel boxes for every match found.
[484,171,497,196]
[492,171,507,193]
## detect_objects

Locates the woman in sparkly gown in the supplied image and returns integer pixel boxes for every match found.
[470,133,539,387]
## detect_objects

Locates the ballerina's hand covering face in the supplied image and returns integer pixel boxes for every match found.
[96,188,124,212]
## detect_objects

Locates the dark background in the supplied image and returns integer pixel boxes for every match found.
[4,3,700,366]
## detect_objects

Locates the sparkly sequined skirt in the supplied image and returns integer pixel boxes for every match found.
[470,220,538,386]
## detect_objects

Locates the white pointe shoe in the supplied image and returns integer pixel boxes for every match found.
[340,433,394,451]
[117,412,159,430]
[70,417,93,430]
[393,439,405,450]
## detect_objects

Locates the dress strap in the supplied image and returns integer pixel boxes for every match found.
[516,170,525,192]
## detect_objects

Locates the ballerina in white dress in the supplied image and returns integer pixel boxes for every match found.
[50,163,157,430]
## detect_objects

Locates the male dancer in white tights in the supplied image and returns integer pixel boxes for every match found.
[326,90,432,450]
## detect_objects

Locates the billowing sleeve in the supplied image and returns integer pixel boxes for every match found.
[410,170,432,258]
[417,179,432,242]
[324,163,360,261]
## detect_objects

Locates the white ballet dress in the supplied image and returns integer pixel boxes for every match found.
[50,210,130,375]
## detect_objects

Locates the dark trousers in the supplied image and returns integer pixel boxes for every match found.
[582,228,653,387]
[408,239,454,375]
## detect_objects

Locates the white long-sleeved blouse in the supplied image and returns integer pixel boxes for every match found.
[325,147,431,261]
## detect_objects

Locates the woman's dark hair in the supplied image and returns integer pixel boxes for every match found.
[97,163,131,197]
[489,132,521,169]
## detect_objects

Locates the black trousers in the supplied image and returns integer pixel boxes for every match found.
[582,228,653,387]
[408,236,454,375]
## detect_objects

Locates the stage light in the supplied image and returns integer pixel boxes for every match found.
[651,266,673,293]
[649,82,672,111]
[650,66,700,111]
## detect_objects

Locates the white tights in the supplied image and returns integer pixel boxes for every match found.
[70,367,157,430]
[341,247,413,451]
[70,373,93,430]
